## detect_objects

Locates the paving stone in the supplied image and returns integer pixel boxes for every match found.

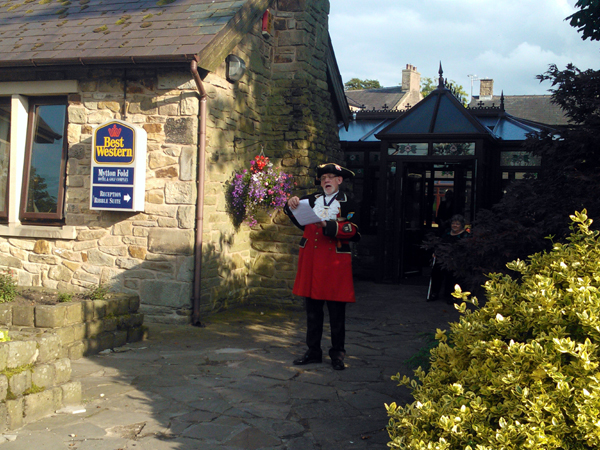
[2,281,461,450]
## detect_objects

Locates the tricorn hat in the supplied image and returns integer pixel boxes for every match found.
[315,163,355,185]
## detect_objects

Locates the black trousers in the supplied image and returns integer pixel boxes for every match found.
[305,298,346,360]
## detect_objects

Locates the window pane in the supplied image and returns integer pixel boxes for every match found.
[0,100,9,215]
[432,142,475,156]
[24,104,66,215]
[388,143,428,156]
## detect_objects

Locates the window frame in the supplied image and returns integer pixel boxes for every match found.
[0,80,77,239]
[19,96,68,224]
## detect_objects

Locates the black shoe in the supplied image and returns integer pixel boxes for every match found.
[427,294,438,302]
[331,358,345,371]
[293,354,322,365]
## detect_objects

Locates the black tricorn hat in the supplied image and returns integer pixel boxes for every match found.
[315,163,355,185]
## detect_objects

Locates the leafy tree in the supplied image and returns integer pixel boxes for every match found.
[567,0,600,41]
[26,167,57,213]
[447,81,468,106]
[420,77,437,97]
[344,78,382,91]
[421,77,468,106]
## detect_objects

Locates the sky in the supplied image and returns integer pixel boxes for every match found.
[329,0,599,99]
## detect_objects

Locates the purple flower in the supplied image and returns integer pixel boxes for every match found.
[227,161,295,227]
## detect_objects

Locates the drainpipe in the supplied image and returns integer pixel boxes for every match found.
[190,59,208,327]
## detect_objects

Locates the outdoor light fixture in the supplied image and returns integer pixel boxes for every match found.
[226,55,246,82]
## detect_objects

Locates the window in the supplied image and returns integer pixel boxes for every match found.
[0,80,77,238]
[388,143,428,156]
[432,142,475,156]
[20,98,68,223]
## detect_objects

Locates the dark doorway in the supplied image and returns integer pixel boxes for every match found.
[379,160,475,282]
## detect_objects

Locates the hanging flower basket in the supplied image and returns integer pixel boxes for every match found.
[227,154,295,227]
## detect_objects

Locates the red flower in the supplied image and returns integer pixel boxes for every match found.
[250,155,269,173]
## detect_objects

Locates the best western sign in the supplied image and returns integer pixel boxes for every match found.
[90,120,147,211]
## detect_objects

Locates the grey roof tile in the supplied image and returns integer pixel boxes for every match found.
[346,87,409,111]
[192,24,224,35]
[172,35,206,46]
[469,95,570,126]
[174,44,203,55]
[0,0,250,67]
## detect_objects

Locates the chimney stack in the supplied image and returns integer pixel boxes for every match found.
[402,64,421,92]
[479,79,494,100]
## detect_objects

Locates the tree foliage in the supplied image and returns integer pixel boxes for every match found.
[344,78,382,91]
[567,0,600,41]
[421,77,468,106]
[388,211,600,450]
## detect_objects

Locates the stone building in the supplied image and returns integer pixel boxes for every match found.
[345,64,422,112]
[0,0,349,323]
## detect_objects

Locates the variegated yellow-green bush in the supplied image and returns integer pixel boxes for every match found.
[387,210,600,450]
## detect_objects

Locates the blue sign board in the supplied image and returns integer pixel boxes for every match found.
[91,186,134,209]
[90,120,147,212]
[94,123,135,164]
[93,167,134,185]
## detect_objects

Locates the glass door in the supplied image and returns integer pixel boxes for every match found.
[400,164,429,279]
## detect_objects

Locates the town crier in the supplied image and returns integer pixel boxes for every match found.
[284,163,360,370]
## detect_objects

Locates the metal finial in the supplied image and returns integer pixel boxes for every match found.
[438,62,444,88]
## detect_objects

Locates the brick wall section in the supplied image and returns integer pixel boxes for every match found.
[0,0,343,320]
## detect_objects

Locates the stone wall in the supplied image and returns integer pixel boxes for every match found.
[245,0,344,302]
[0,292,145,360]
[0,0,343,321]
[0,68,202,323]
[0,330,81,430]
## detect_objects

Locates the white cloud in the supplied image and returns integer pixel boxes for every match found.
[329,0,599,96]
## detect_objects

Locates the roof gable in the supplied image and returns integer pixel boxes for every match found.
[0,0,269,69]
[377,85,490,138]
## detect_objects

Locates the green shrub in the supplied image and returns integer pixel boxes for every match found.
[387,210,600,449]
[58,292,72,303]
[0,270,17,303]
[87,284,108,301]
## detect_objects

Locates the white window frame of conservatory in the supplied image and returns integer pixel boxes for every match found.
[0,80,78,239]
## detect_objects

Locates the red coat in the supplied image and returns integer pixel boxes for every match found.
[284,192,360,302]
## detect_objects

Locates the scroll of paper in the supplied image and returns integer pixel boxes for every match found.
[291,199,323,226]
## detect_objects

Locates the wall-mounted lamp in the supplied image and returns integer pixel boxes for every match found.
[226,55,246,83]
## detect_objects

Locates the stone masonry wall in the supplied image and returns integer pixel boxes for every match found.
[245,0,344,303]
[0,0,342,320]
[0,67,202,323]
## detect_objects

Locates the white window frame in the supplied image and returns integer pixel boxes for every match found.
[0,80,78,239]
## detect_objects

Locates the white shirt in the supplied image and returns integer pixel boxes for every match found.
[313,193,340,221]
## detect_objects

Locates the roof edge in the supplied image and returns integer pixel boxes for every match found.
[326,34,350,129]
[0,54,196,70]
[196,0,273,73]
